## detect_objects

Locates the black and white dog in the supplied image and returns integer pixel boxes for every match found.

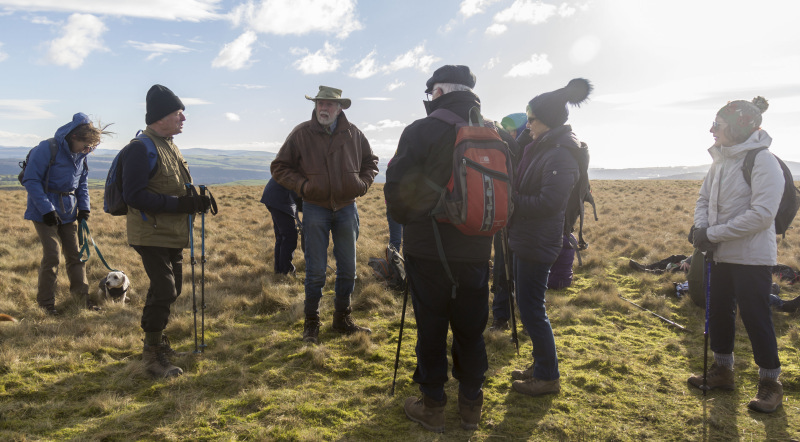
[98,271,130,304]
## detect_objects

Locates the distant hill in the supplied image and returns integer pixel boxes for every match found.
[2,145,800,186]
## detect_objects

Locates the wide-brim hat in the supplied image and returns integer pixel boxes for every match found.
[305,85,351,109]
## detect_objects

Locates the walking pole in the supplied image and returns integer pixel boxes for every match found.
[185,184,200,354]
[391,265,410,396]
[701,251,713,394]
[199,185,208,352]
[501,228,519,355]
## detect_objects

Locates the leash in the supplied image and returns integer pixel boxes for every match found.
[78,219,119,272]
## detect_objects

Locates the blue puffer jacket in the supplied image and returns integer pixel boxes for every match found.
[508,125,580,264]
[23,113,91,223]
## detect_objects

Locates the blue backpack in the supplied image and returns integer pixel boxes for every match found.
[103,132,158,215]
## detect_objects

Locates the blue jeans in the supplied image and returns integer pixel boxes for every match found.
[406,255,489,400]
[302,202,359,317]
[514,255,559,381]
[386,206,402,251]
[709,262,780,370]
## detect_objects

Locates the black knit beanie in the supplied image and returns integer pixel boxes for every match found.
[145,84,185,125]
[527,78,592,128]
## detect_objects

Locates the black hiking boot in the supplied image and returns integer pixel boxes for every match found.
[332,309,371,335]
[779,295,800,313]
[303,315,321,344]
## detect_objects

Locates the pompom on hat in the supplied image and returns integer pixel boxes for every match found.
[716,96,768,143]
[145,84,185,125]
[527,78,592,128]
[305,86,351,109]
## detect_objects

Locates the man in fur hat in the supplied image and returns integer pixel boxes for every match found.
[121,84,211,379]
[271,86,379,345]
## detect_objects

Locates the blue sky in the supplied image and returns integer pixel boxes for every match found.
[0,0,798,169]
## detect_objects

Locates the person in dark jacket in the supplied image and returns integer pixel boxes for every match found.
[508,78,592,398]
[22,113,112,315]
[121,84,211,379]
[260,177,302,275]
[386,65,513,433]
[271,86,379,344]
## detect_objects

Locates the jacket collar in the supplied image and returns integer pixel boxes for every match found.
[709,129,772,161]
[423,90,481,116]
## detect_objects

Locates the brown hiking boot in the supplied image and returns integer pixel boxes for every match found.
[458,390,483,430]
[687,363,735,391]
[511,363,535,381]
[332,309,371,335]
[748,379,783,413]
[303,316,321,344]
[142,343,183,379]
[512,377,561,397]
[404,393,447,433]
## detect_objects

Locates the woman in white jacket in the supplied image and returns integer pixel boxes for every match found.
[688,96,784,413]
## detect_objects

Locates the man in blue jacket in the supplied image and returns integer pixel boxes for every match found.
[23,113,111,315]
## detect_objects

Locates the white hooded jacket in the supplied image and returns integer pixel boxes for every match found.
[694,129,783,265]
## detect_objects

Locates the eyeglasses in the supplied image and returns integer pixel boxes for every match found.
[527,116,537,124]
[711,121,725,131]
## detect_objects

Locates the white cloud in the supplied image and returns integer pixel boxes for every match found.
[349,50,379,79]
[505,53,552,77]
[44,13,107,68]
[361,119,405,132]
[181,98,212,105]
[460,0,502,17]
[489,0,576,32]
[386,80,405,91]
[384,44,439,74]
[486,23,507,35]
[232,0,362,39]
[228,83,266,90]
[0,99,55,119]
[291,42,340,75]
[212,31,257,70]
[225,112,240,121]
[348,45,439,79]
[485,57,500,69]
[0,42,7,62]
[361,97,392,101]
[128,41,194,61]
[0,130,44,146]
[558,3,577,17]
[0,0,221,22]
[29,15,57,25]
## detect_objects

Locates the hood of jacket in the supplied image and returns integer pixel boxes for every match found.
[708,129,772,163]
[55,112,92,158]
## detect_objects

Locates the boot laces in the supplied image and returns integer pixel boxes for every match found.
[756,381,778,401]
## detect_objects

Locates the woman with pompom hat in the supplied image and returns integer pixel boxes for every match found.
[506,78,592,397]
[688,97,785,413]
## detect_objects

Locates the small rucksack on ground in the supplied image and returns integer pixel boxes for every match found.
[368,244,406,290]
[426,107,514,237]
[104,132,159,215]
[742,147,800,237]
[18,138,58,190]
[562,141,598,265]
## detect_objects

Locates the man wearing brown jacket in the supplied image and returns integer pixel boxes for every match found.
[271,86,379,344]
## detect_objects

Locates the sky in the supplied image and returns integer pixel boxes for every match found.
[0,0,798,169]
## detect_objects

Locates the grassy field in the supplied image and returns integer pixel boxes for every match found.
[0,181,798,441]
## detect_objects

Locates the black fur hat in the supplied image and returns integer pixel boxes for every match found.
[527,78,592,128]
[145,84,185,125]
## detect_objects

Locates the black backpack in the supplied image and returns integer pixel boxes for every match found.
[742,147,800,237]
[563,142,598,264]
[18,139,58,191]
[103,132,158,216]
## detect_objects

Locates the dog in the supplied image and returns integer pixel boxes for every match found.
[0,313,17,322]
[98,271,130,304]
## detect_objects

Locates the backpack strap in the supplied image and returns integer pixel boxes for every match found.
[431,218,458,299]
[42,138,58,194]
[741,146,769,186]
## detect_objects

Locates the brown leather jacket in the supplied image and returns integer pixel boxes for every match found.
[271,110,379,211]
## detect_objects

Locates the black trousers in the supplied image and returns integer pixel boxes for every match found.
[133,245,183,333]
[406,255,489,399]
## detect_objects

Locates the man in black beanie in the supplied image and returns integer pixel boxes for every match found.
[121,84,210,378]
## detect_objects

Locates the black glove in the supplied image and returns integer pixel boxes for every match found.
[692,227,717,253]
[177,195,212,214]
[42,211,60,226]
[687,225,695,245]
[77,210,90,222]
